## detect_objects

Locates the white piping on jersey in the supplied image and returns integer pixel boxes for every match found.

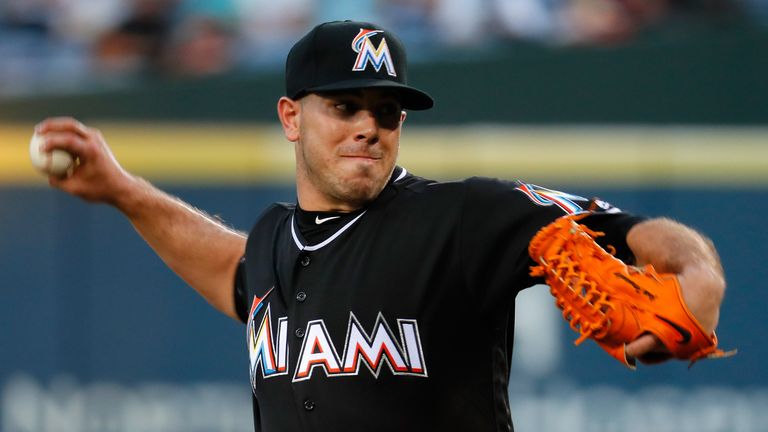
[290,167,404,251]
[394,167,407,182]
[291,211,368,251]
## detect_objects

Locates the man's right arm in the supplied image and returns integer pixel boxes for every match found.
[38,117,245,321]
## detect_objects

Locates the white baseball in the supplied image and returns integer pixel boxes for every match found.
[29,132,75,176]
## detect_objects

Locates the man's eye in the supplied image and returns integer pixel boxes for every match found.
[378,104,399,116]
[335,103,358,113]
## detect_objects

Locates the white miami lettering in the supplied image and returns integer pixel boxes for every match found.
[341,313,414,375]
[293,312,427,382]
[294,319,343,381]
[398,319,426,374]
[248,303,289,390]
[351,29,397,77]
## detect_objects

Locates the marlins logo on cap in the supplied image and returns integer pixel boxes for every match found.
[351,29,396,77]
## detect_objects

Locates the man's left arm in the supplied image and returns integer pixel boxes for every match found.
[624,218,726,359]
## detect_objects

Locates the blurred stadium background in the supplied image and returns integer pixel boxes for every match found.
[1,0,767,431]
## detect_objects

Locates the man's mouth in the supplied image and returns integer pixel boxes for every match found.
[341,155,381,161]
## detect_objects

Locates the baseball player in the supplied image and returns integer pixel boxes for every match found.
[38,20,726,432]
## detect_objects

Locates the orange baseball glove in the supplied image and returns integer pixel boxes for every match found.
[528,214,733,368]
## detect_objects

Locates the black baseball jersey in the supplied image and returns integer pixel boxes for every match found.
[234,167,643,432]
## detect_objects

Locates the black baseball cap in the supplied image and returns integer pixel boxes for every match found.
[285,20,434,110]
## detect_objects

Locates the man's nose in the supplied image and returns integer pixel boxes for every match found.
[353,110,379,145]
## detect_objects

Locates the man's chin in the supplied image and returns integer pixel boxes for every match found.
[335,177,386,206]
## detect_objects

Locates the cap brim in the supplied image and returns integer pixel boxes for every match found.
[306,79,434,110]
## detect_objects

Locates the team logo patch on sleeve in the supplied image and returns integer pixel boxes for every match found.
[515,183,588,215]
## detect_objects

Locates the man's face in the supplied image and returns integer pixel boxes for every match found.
[283,89,405,211]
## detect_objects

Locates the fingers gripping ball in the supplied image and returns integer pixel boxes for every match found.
[29,132,75,177]
[528,214,734,368]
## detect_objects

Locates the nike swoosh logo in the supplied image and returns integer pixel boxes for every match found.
[615,273,656,301]
[655,314,692,344]
[315,215,341,224]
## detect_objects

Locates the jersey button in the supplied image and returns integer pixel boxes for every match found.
[303,399,315,411]
[299,254,311,267]
[296,292,307,302]
[295,328,305,338]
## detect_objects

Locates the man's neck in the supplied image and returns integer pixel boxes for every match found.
[296,194,365,213]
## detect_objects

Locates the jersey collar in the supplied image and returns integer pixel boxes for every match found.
[291,211,366,251]
[289,166,409,252]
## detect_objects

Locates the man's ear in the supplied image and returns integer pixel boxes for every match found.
[277,96,300,142]
[400,110,407,123]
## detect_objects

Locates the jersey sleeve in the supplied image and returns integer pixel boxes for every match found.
[233,256,248,323]
[579,212,646,265]
[234,203,294,325]
[459,178,645,312]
